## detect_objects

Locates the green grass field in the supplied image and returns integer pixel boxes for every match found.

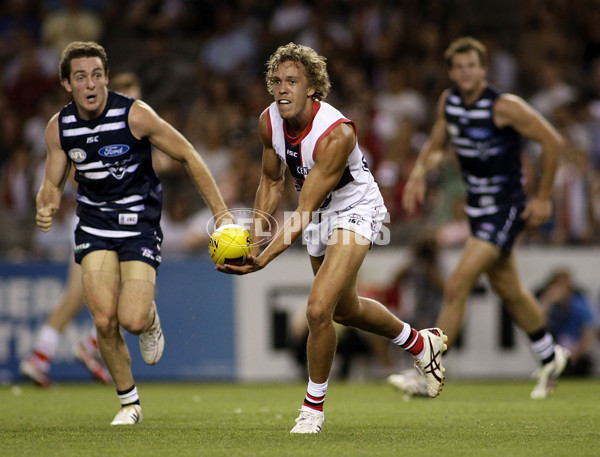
[1,379,598,457]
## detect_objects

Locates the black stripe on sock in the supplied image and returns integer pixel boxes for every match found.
[116,385,136,396]
[528,328,546,342]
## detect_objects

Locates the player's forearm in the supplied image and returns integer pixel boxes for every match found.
[257,209,308,265]
[536,137,562,200]
[254,182,319,265]
[252,176,284,240]
[536,161,558,200]
[35,181,63,231]
[36,180,62,213]
[185,159,229,216]
[409,144,444,181]
[412,116,448,178]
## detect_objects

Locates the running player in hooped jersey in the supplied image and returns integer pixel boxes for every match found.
[19,73,144,389]
[36,41,233,425]
[396,36,569,400]
[216,42,448,434]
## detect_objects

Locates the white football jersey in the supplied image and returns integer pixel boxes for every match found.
[267,100,381,212]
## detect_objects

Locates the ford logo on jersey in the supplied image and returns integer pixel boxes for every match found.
[98,144,130,157]
[465,127,492,140]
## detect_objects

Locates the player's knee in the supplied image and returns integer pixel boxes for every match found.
[93,314,119,338]
[119,316,147,335]
[306,300,333,331]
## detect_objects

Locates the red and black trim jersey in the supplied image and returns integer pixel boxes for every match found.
[267,100,377,212]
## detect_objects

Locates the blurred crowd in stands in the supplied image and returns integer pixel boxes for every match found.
[3,0,600,260]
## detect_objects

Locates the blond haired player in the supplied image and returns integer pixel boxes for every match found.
[217,43,447,434]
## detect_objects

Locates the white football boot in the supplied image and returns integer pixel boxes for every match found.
[414,328,447,398]
[111,404,142,425]
[19,357,51,388]
[387,368,429,396]
[139,302,164,365]
[290,408,324,434]
[530,345,570,399]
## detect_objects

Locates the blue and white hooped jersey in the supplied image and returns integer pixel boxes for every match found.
[445,85,526,217]
[267,100,380,212]
[59,90,162,238]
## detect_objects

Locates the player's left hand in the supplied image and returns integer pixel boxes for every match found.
[215,255,264,275]
[521,197,552,227]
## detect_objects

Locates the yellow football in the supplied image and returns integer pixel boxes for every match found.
[208,224,251,265]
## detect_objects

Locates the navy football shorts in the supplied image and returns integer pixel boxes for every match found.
[73,227,163,269]
[469,203,526,255]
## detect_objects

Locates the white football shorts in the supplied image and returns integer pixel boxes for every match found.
[304,199,387,258]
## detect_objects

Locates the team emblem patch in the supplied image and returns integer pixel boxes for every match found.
[447,123,459,137]
[68,148,87,163]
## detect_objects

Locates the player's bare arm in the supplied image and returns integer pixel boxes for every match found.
[36,114,71,232]
[494,94,564,226]
[403,90,450,214]
[128,100,233,225]
[250,109,286,255]
[218,122,355,275]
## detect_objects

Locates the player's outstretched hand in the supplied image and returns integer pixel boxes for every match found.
[215,255,264,275]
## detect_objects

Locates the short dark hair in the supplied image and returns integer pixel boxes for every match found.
[444,36,487,68]
[59,41,108,81]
